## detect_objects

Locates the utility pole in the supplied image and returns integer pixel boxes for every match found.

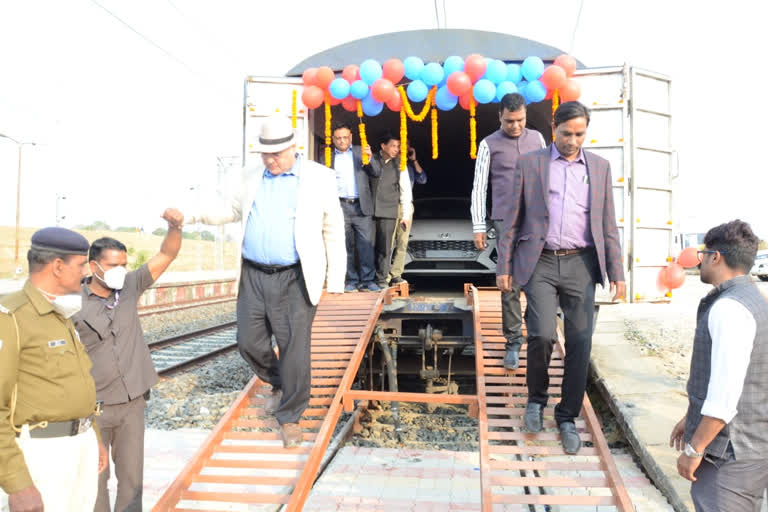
[0,133,37,276]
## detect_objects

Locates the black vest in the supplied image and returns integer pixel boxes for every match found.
[684,275,768,459]
[370,154,401,219]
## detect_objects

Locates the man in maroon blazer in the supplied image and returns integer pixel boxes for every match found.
[496,101,626,454]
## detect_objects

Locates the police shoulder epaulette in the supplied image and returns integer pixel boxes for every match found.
[0,291,28,314]
[0,304,8,314]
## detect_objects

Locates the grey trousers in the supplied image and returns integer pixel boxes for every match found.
[94,396,146,512]
[340,200,375,286]
[522,249,598,424]
[692,453,768,512]
[237,262,317,425]
[494,221,524,350]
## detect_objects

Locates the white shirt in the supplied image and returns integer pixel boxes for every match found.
[333,148,357,199]
[701,297,756,423]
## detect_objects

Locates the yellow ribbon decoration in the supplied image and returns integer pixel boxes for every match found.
[291,90,297,129]
[551,89,560,142]
[399,86,435,122]
[400,103,408,171]
[469,96,477,159]
[356,100,370,165]
[431,106,438,160]
[324,93,332,167]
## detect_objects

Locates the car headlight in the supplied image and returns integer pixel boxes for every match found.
[487,226,497,240]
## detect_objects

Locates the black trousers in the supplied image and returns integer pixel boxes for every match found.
[522,249,598,424]
[236,261,317,425]
[494,221,524,350]
[340,200,375,286]
[373,216,396,286]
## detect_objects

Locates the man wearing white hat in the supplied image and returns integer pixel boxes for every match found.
[185,115,345,448]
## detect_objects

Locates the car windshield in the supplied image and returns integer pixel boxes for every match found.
[413,198,472,220]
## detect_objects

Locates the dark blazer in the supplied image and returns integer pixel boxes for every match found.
[330,146,377,216]
[496,145,625,287]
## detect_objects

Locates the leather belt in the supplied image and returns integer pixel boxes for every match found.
[542,247,590,257]
[16,415,94,438]
[339,197,359,204]
[244,259,299,274]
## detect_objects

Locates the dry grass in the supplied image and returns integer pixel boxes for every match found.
[0,226,239,278]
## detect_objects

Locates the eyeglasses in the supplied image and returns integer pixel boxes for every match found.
[332,135,351,141]
[697,250,720,262]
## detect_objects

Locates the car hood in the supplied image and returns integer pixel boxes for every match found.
[409,219,475,240]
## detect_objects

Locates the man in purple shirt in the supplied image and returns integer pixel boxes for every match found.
[496,101,626,454]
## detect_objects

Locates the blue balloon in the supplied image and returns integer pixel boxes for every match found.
[361,93,383,116]
[420,62,445,87]
[329,78,350,100]
[525,79,547,103]
[506,64,522,83]
[360,59,382,86]
[435,85,458,111]
[403,56,424,81]
[350,80,369,100]
[495,81,518,101]
[521,56,544,82]
[484,59,508,85]
[473,79,496,104]
[406,80,429,102]
[443,55,464,76]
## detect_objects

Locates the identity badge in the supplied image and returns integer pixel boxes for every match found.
[48,339,67,348]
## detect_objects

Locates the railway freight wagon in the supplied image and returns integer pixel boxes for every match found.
[242,29,676,304]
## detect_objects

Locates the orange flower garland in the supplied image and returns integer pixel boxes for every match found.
[399,105,408,171]
[356,100,370,165]
[291,89,297,129]
[469,96,477,159]
[324,93,332,167]
[551,89,560,142]
[399,86,435,122]
[431,106,438,160]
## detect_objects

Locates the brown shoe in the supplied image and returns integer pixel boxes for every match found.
[280,423,303,448]
[265,389,282,414]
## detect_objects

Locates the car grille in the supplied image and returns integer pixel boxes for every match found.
[408,240,480,259]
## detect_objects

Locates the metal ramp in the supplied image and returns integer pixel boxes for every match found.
[469,285,634,511]
[152,289,390,511]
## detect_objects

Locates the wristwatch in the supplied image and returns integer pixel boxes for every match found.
[684,442,703,458]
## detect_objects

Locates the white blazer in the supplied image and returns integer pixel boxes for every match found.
[187,156,346,305]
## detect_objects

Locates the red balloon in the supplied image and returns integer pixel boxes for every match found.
[560,78,581,102]
[302,67,318,86]
[371,79,395,102]
[459,92,472,110]
[315,66,335,90]
[545,88,554,100]
[540,65,567,90]
[342,65,360,83]
[386,91,402,112]
[662,263,686,290]
[464,54,486,83]
[446,71,472,96]
[656,267,669,293]
[554,54,577,77]
[341,96,358,112]
[677,247,699,268]
[382,59,405,84]
[301,85,325,109]
[328,95,341,106]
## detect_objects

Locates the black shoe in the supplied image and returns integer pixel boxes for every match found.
[390,277,408,285]
[559,421,581,454]
[503,348,519,370]
[524,402,543,432]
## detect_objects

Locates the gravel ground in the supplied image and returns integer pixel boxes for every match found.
[140,301,236,343]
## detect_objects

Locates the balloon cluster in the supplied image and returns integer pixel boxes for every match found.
[300,54,581,115]
[657,247,699,293]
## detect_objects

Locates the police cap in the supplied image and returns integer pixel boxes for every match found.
[30,227,90,255]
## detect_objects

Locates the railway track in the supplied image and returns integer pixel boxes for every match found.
[150,321,238,376]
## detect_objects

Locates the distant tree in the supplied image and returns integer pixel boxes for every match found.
[181,232,197,240]
[200,230,215,241]
[115,226,138,233]
[129,250,149,270]
[152,228,167,237]
[82,220,111,231]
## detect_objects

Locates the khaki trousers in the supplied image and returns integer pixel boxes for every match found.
[1,427,98,512]
[389,203,413,280]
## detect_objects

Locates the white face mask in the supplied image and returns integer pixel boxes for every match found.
[39,289,83,319]
[94,262,127,290]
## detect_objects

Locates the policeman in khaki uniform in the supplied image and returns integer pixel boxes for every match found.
[0,228,107,512]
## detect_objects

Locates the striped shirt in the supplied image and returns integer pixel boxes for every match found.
[470,128,545,232]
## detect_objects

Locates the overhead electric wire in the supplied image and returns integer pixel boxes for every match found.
[570,0,585,54]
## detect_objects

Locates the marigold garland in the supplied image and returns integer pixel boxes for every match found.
[469,96,477,159]
[551,89,559,142]
[431,107,438,160]
[291,90,297,129]
[356,100,370,165]
[324,93,332,167]
[399,86,435,122]
[399,104,408,171]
